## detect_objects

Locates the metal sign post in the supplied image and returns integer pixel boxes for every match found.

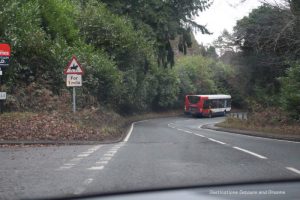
[64,56,84,113]
[73,87,76,113]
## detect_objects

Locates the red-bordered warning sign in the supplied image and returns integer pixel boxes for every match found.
[64,56,84,75]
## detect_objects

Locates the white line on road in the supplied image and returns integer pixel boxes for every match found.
[124,123,134,142]
[63,163,76,166]
[184,130,193,134]
[77,154,90,157]
[177,128,186,132]
[107,150,117,154]
[96,161,109,165]
[286,167,300,175]
[208,138,226,145]
[233,146,267,159]
[87,166,104,170]
[101,157,112,161]
[194,133,205,137]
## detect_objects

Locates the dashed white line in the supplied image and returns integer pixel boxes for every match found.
[184,130,193,134]
[101,157,112,161]
[194,133,205,137]
[63,163,76,166]
[96,161,109,164]
[77,154,90,157]
[208,138,226,145]
[286,167,300,175]
[83,178,94,185]
[233,146,267,159]
[87,166,105,170]
[107,150,117,154]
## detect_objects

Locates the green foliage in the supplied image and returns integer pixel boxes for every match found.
[174,56,234,106]
[279,62,300,119]
[39,0,79,43]
[101,0,212,67]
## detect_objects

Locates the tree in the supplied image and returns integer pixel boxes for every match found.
[100,0,212,67]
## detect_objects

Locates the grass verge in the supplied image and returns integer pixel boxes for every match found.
[217,117,300,139]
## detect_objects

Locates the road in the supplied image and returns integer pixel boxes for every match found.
[0,116,300,199]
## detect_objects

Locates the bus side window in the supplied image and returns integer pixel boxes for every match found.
[212,100,218,108]
[228,99,231,107]
[219,99,224,108]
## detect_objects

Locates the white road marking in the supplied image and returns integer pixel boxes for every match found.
[233,146,267,159]
[63,163,76,166]
[208,138,226,145]
[184,130,193,134]
[101,157,112,161]
[83,150,95,154]
[286,167,300,175]
[124,122,135,142]
[96,161,109,164]
[87,166,104,170]
[77,154,90,157]
[107,150,117,154]
[194,133,205,137]
[177,128,186,132]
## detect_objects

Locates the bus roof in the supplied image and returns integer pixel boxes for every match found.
[187,94,231,99]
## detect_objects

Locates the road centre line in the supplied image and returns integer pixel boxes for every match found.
[194,133,205,137]
[286,167,300,175]
[184,130,193,134]
[208,138,227,145]
[233,146,267,159]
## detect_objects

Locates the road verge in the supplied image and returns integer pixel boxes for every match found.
[202,123,300,142]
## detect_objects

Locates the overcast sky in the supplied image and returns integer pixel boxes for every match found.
[194,0,262,46]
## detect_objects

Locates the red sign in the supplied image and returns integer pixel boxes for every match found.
[64,56,84,75]
[0,43,11,57]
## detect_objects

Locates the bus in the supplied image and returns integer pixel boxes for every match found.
[184,94,231,117]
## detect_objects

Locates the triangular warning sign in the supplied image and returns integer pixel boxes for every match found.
[64,56,84,75]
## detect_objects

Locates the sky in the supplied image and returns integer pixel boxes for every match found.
[194,0,262,46]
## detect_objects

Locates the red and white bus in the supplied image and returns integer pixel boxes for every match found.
[184,94,231,117]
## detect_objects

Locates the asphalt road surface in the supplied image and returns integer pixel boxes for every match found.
[1,116,300,199]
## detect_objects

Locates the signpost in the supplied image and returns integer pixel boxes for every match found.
[0,43,11,113]
[64,56,84,113]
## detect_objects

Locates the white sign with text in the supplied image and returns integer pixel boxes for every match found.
[66,74,82,87]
